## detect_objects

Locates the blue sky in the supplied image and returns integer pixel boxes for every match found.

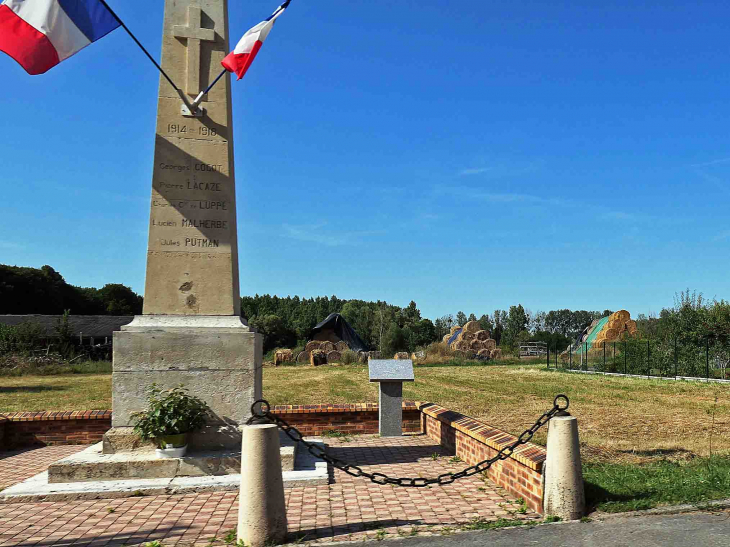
[1,0,729,321]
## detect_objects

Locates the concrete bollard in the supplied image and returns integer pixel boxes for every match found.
[238,424,288,547]
[543,415,585,520]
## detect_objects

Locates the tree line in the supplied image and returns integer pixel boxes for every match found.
[0,264,142,316]
[8,265,725,360]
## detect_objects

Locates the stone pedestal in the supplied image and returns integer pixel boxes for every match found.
[378,382,403,437]
[108,316,261,451]
[368,359,415,437]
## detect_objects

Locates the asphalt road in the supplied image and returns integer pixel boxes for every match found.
[359,511,730,547]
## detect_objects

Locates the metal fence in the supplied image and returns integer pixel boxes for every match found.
[546,338,730,381]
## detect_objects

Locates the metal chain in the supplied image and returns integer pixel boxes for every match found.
[247,395,569,488]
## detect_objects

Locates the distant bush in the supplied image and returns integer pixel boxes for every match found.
[340,349,358,365]
[0,322,47,356]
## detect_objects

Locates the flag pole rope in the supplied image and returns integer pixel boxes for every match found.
[98,0,182,95]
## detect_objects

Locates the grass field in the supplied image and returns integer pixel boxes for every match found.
[3,362,728,463]
[2,362,730,511]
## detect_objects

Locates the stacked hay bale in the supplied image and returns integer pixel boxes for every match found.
[358,350,381,363]
[592,310,638,347]
[394,352,410,360]
[273,349,293,366]
[298,340,355,365]
[447,322,498,358]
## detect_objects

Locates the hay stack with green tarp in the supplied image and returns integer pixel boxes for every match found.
[573,310,638,354]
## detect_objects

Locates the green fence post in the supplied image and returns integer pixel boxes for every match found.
[603,342,606,371]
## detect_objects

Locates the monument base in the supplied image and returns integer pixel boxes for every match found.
[48,433,297,484]
[111,315,262,451]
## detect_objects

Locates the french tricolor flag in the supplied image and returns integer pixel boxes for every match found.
[221,0,289,81]
[0,0,120,75]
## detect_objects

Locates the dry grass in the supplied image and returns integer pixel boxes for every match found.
[1,364,728,466]
[0,374,111,413]
[264,364,730,464]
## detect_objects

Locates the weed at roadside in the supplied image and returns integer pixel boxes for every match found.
[320,430,352,442]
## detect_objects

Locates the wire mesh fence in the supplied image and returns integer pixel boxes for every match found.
[546,338,730,381]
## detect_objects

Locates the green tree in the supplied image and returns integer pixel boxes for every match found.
[248,314,297,352]
[478,314,494,334]
[456,311,467,326]
[97,284,143,315]
[502,305,529,349]
[382,323,407,357]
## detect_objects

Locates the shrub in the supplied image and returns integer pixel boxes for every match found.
[132,384,210,443]
[340,349,358,365]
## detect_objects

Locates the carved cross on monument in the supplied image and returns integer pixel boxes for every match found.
[173,6,216,96]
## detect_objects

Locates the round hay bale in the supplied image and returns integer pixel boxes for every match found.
[469,339,481,352]
[607,319,622,331]
[442,334,451,344]
[452,340,468,351]
[603,328,619,341]
[394,351,409,360]
[320,341,335,353]
[305,341,321,352]
[457,331,475,342]
[477,349,491,359]
[326,350,341,363]
[475,330,490,341]
[450,325,461,335]
[296,351,310,363]
[616,310,630,323]
[490,348,502,360]
[335,341,349,352]
[367,351,382,360]
[483,339,496,351]
[463,321,481,334]
[357,351,368,364]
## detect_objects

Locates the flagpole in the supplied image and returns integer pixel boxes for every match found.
[98,0,199,113]
[191,69,228,109]
[192,0,294,107]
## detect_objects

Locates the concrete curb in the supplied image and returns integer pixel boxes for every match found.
[588,497,730,520]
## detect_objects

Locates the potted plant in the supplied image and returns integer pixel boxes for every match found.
[131,384,210,458]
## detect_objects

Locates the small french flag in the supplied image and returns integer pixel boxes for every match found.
[0,0,120,75]
[222,0,290,81]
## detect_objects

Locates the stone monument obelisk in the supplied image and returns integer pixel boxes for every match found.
[107,0,261,451]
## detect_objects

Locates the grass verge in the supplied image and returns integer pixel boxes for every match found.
[585,456,730,512]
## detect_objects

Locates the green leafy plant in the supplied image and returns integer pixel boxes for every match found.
[131,384,210,446]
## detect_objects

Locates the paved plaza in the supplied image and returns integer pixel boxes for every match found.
[0,435,539,546]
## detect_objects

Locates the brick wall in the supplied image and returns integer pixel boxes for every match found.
[0,411,112,449]
[272,402,421,436]
[419,403,546,514]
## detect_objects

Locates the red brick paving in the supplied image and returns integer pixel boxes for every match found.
[0,436,539,546]
[0,446,87,491]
